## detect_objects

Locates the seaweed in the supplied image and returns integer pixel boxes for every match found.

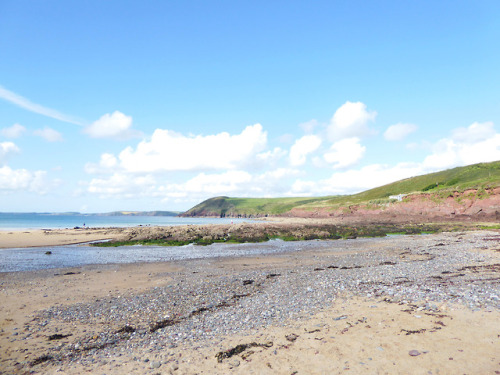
[215,341,273,363]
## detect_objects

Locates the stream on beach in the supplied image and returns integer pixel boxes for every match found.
[0,238,381,273]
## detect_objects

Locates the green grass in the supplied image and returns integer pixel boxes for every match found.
[180,161,500,217]
[182,195,336,217]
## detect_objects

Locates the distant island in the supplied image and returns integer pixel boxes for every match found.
[97,211,180,217]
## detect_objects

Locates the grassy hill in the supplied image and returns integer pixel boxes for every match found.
[181,196,335,217]
[182,161,500,217]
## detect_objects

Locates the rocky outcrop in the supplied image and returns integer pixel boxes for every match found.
[288,188,500,223]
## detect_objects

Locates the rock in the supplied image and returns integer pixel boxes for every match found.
[228,359,240,368]
[409,350,421,356]
[285,333,299,342]
[150,361,162,369]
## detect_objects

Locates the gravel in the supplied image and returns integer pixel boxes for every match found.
[17,231,500,370]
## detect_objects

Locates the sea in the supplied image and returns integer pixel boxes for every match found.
[0,212,268,272]
[0,239,339,273]
[0,212,248,231]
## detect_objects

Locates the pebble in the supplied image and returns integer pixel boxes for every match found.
[409,350,421,356]
[334,315,348,321]
[150,361,161,369]
[18,231,500,371]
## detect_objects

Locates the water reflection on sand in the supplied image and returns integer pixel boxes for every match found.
[0,237,380,272]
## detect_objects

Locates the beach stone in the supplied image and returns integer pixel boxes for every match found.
[285,333,299,342]
[150,361,161,369]
[10,230,500,374]
[228,359,240,368]
[334,315,348,321]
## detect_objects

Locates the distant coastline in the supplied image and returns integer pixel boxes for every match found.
[0,213,247,231]
[0,210,180,217]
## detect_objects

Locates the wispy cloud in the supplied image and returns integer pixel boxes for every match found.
[0,85,84,126]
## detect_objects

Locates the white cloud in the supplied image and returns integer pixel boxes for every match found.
[451,121,495,143]
[384,123,418,141]
[0,85,83,125]
[84,111,140,140]
[298,119,318,133]
[289,135,322,166]
[0,166,49,193]
[257,167,300,181]
[85,170,254,201]
[168,170,253,196]
[85,153,118,174]
[288,179,318,196]
[158,168,300,202]
[323,137,365,169]
[327,101,377,141]
[423,122,500,170]
[291,162,424,196]
[290,121,500,197]
[84,166,300,203]
[113,124,267,173]
[256,147,287,164]
[33,127,63,142]
[1,123,26,138]
[0,142,20,164]
[99,153,118,168]
[86,173,157,198]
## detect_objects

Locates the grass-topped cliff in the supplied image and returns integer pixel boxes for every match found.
[181,196,336,217]
[181,161,500,218]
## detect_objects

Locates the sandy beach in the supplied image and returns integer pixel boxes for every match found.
[0,228,125,249]
[1,229,500,374]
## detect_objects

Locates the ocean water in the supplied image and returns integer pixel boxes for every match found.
[0,213,250,230]
[0,238,367,273]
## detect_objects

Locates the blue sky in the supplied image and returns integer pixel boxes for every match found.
[1,1,499,213]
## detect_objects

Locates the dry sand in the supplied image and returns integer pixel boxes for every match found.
[0,228,124,249]
[1,230,499,374]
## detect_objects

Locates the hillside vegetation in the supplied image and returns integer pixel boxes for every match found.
[181,161,500,218]
[181,196,335,217]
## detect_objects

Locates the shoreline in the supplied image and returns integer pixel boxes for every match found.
[0,227,125,249]
[2,219,498,249]
[1,230,499,374]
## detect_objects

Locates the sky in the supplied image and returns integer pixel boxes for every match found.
[1,1,500,213]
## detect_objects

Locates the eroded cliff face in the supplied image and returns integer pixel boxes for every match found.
[288,188,500,223]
